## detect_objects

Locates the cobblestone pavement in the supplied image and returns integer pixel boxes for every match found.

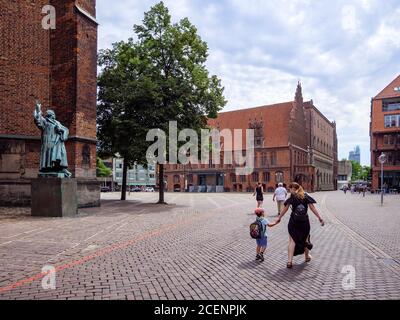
[0,191,399,300]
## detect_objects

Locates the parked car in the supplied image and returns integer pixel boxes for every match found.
[132,187,141,192]
[100,186,111,192]
[145,187,155,192]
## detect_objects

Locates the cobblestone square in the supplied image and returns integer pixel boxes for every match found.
[0,191,399,300]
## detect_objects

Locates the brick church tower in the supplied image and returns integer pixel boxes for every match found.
[0,0,99,207]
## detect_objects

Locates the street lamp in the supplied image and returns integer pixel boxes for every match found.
[378,153,386,206]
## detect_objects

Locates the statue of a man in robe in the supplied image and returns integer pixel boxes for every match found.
[33,101,72,178]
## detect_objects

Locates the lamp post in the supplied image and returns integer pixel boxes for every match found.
[378,153,386,206]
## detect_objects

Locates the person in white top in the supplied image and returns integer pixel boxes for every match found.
[273,183,288,216]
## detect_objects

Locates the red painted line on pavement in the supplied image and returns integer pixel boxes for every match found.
[0,217,198,294]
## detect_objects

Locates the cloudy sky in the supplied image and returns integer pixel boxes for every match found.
[97,0,400,166]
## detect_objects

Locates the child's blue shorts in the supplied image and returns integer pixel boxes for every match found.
[256,237,267,247]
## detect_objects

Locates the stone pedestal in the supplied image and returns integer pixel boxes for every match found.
[31,178,78,217]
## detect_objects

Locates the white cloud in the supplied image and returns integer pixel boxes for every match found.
[341,5,361,35]
[97,0,400,165]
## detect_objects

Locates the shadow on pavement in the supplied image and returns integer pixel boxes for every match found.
[80,199,191,217]
[238,258,316,282]
[266,263,316,282]
[238,260,265,270]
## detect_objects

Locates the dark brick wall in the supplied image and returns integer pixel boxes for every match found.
[49,0,77,132]
[0,0,51,136]
[76,0,96,16]
[0,0,98,206]
[76,13,97,140]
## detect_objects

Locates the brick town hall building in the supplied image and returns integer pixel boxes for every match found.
[370,74,400,192]
[0,0,99,207]
[165,83,338,193]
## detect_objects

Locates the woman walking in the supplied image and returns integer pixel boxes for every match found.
[253,182,264,208]
[274,182,325,268]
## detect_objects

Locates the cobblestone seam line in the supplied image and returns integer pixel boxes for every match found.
[320,195,400,277]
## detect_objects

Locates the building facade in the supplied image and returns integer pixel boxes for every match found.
[349,146,361,164]
[113,158,156,189]
[0,0,99,207]
[370,74,400,192]
[165,83,338,193]
[304,101,338,191]
[337,160,353,190]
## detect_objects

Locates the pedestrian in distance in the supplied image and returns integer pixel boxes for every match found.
[253,182,264,208]
[274,182,325,269]
[273,183,288,216]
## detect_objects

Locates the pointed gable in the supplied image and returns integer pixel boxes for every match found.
[288,82,308,148]
[374,74,400,99]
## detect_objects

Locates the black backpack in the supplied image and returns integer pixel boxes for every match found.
[293,202,309,222]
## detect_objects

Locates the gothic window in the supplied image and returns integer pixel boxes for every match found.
[260,152,268,166]
[275,171,283,183]
[249,119,264,147]
[270,152,277,166]
[252,172,259,182]
[384,135,389,145]
[263,171,270,182]
[82,144,91,166]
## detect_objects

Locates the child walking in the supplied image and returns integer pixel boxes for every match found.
[253,208,276,262]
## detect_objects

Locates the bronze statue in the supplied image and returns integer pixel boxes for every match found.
[33,101,72,178]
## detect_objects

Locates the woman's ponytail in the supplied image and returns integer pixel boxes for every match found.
[288,182,305,199]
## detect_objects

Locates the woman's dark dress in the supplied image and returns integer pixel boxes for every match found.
[284,194,316,256]
[256,186,263,201]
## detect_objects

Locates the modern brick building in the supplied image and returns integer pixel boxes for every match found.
[0,0,99,206]
[370,74,400,192]
[113,158,156,189]
[165,83,338,193]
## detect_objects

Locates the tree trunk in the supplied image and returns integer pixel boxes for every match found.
[158,163,167,204]
[121,159,128,201]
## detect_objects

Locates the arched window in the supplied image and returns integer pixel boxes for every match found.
[252,172,259,182]
[275,171,284,183]
[261,152,267,166]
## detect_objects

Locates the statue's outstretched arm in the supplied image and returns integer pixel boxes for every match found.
[33,101,45,129]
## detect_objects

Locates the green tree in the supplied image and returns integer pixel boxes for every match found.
[350,161,371,181]
[98,41,158,200]
[97,2,226,202]
[350,160,362,181]
[360,165,371,181]
[96,157,112,178]
[133,2,227,203]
